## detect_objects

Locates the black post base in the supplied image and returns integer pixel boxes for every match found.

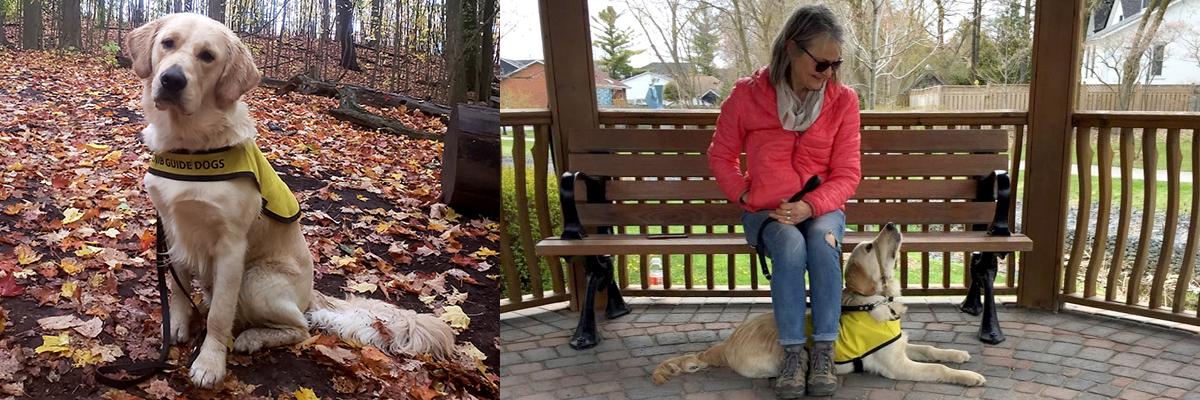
[569,255,629,350]
[966,251,1006,345]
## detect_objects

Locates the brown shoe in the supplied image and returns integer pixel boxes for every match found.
[807,341,838,396]
[774,346,807,399]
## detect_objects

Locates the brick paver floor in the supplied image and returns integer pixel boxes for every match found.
[500,297,1200,400]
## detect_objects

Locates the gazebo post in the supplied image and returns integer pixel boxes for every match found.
[1019,0,1086,310]
[539,0,600,312]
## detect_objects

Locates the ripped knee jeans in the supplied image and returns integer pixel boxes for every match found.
[742,209,845,346]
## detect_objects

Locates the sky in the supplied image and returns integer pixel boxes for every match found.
[499,0,986,68]
[499,0,692,67]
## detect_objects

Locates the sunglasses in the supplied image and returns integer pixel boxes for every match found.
[799,46,843,73]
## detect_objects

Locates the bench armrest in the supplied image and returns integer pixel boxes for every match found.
[560,171,586,240]
[559,171,612,240]
[983,170,1012,237]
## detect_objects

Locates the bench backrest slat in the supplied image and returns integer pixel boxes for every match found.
[598,179,982,201]
[576,202,997,226]
[568,128,1010,153]
[570,153,1008,178]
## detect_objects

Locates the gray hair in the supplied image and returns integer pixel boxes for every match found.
[768,4,844,86]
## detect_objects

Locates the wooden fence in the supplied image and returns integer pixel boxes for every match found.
[908,84,1200,112]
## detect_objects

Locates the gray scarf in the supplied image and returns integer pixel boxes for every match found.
[776,81,825,132]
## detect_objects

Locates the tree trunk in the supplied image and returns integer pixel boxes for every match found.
[60,0,81,49]
[335,0,360,71]
[1117,0,1171,110]
[0,4,8,47]
[971,0,982,83]
[318,0,330,79]
[446,0,467,105]
[476,0,496,102]
[370,0,383,45]
[131,0,145,27]
[22,0,43,50]
[209,0,223,21]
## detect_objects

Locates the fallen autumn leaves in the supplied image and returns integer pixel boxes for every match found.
[0,49,499,399]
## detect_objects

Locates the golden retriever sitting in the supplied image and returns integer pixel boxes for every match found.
[651,224,986,387]
[126,13,454,388]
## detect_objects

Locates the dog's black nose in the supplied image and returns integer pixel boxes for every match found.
[884,222,896,231]
[160,65,187,92]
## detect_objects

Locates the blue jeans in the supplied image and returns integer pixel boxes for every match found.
[743,210,845,346]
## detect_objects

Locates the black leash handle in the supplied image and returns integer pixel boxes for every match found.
[756,176,821,280]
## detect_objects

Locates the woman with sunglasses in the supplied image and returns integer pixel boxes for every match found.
[707,4,861,398]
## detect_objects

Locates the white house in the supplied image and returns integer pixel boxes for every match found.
[621,71,673,106]
[1083,0,1200,85]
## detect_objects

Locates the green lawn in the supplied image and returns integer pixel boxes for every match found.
[1067,173,1194,212]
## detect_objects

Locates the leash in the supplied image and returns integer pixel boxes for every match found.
[96,218,205,388]
[754,176,821,280]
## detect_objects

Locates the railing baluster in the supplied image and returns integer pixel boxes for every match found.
[1109,127,1135,302]
[1183,130,1200,315]
[1127,126,1159,305]
[533,124,565,295]
[1008,124,1025,288]
[1085,125,1113,299]
[1065,122,1093,295]
[1149,128,1181,309]
[512,125,542,298]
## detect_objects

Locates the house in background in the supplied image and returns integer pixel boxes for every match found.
[622,71,669,107]
[595,68,629,107]
[1083,0,1200,86]
[500,58,547,109]
[621,69,723,108]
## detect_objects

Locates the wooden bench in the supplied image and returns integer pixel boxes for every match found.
[535,127,1033,349]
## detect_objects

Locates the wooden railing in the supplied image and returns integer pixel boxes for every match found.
[1062,112,1200,325]
[500,109,571,312]
[500,109,1030,311]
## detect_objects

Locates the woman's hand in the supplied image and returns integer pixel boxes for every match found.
[769,199,813,224]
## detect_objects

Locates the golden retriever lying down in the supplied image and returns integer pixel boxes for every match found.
[126,13,455,388]
[652,224,986,387]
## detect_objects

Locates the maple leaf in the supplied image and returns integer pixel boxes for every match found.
[347,282,377,293]
[439,306,470,330]
[61,207,85,224]
[472,247,499,258]
[0,274,24,297]
[294,387,320,400]
[410,386,441,400]
[71,347,102,367]
[37,314,86,330]
[15,244,42,265]
[61,281,78,298]
[74,317,104,338]
[35,332,71,355]
[314,344,357,367]
[142,378,179,400]
[75,244,102,257]
[60,257,84,275]
[445,288,468,306]
[0,306,6,335]
[450,254,478,268]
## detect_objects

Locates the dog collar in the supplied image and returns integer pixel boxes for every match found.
[147,142,301,224]
[842,296,900,320]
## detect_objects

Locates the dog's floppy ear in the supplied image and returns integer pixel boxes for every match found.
[216,38,261,108]
[845,259,878,296]
[126,18,166,79]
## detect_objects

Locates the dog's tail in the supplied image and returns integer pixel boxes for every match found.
[651,343,727,384]
[306,291,456,358]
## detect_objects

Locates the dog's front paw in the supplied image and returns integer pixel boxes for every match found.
[189,350,227,388]
[958,371,986,386]
[946,349,971,363]
[233,332,264,354]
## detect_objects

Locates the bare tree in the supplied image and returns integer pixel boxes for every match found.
[1116,0,1171,110]
[22,0,42,50]
[208,0,225,23]
[627,0,700,105]
[844,0,940,108]
[60,0,80,49]
[335,0,360,71]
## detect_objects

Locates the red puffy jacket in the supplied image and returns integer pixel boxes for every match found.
[707,67,862,216]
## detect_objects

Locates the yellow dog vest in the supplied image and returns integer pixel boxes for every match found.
[148,142,301,224]
[806,311,903,372]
